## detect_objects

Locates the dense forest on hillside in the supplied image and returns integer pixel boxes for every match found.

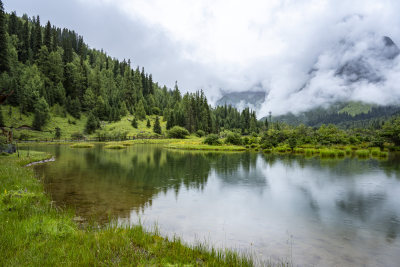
[0,0,260,136]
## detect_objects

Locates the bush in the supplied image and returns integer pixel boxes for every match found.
[225,132,242,145]
[167,126,189,139]
[203,134,221,145]
[195,130,206,137]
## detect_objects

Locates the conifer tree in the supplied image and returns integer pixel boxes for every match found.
[44,21,52,50]
[33,15,42,58]
[33,97,50,130]
[146,118,151,128]
[0,0,9,73]
[153,116,161,134]
[19,19,30,63]
[85,112,100,134]
[0,106,4,127]
[131,117,138,128]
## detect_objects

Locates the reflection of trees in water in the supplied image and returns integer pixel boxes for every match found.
[260,153,400,243]
[37,146,214,223]
[208,152,267,188]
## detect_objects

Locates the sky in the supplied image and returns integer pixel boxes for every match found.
[5,0,400,116]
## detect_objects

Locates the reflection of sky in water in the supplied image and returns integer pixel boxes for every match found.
[31,145,400,266]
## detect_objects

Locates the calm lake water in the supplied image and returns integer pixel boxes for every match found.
[29,144,400,266]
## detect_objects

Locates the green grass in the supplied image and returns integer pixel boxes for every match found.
[166,143,246,151]
[378,151,389,158]
[104,144,126,149]
[0,152,255,266]
[319,149,337,158]
[371,148,381,156]
[70,143,94,148]
[356,150,370,158]
[3,105,167,141]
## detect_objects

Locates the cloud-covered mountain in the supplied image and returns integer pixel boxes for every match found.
[218,35,400,121]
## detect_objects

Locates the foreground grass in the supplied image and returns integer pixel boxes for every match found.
[0,152,255,266]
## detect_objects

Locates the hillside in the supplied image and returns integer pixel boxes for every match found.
[271,102,400,128]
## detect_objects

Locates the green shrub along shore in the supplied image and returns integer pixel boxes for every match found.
[0,152,255,266]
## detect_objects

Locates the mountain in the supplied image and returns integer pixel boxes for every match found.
[215,91,266,110]
[271,102,400,128]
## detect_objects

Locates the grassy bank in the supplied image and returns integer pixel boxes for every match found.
[3,105,167,141]
[0,152,254,266]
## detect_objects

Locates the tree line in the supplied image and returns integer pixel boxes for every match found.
[0,0,261,135]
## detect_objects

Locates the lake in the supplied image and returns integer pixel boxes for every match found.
[29,144,400,266]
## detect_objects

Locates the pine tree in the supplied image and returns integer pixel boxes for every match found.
[0,0,9,73]
[44,21,52,50]
[135,99,146,120]
[131,117,138,128]
[85,112,100,134]
[153,116,161,134]
[33,15,42,59]
[19,19,30,63]
[0,106,4,127]
[33,97,50,130]
[146,118,151,128]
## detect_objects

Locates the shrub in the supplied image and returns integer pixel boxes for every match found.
[195,130,206,137]
[225,132,242,145]
[167,126,190,139]
[203,134,221,145]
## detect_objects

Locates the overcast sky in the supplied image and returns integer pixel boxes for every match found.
[5,0,400,116]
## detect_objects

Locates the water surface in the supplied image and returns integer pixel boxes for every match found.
[30,144,400,266]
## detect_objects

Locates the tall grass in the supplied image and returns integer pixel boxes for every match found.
[356,150,370,158]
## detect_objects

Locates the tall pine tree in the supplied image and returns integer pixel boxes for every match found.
[0,0,9,73]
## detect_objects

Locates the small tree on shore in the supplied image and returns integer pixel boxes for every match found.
[33,97,50,130]
[85,112,100,134]
[131,117,138,128]
[153,116,161,134]
[0,106,4,127]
